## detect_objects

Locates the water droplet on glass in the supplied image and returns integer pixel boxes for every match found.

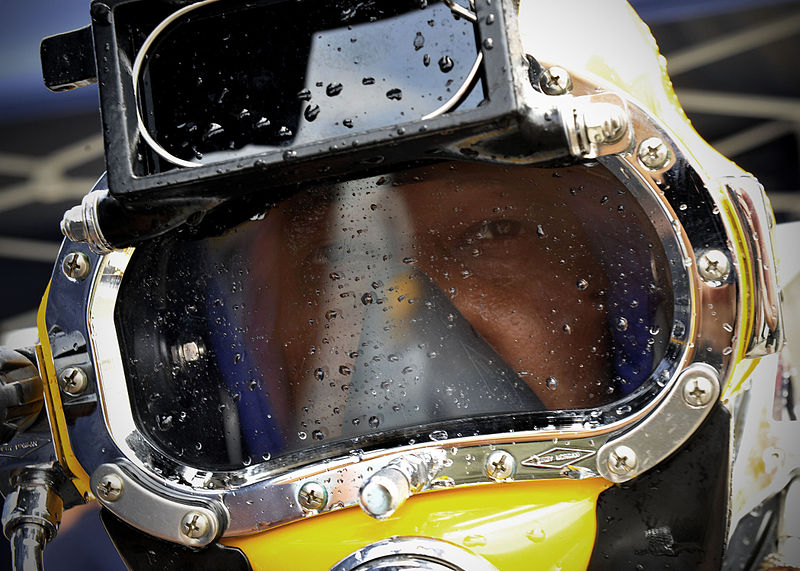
[298,431,308,440]
[673,320,686,338]
[545,377,558,391]
[577,279,589,290]
[413,32,425,50]
[314,368,325,381]
[423,53,431,66]
[304,104,320,121]
[297,88,312,101]
[722,346,733,355]
[204,122,224,140]
[562,324,572,334]
[325,309,338,320]
[343,118,354,128]
[368,416,380,428]
[386,88,403,100]
[536,224,546,237]
[483,38,494,49]
[649,325,661,335]
[361,292,374,305]
[438,55,454,72]
[616,317,629,332]
[278,126,293,138]
[326,82,343,96]
[312,430,324,441]
[616,404,632,416]
[679,203,688,211]
[283,150,297,160]
[429,429,449,441]
[486,13,495,24]
[362,77,375,85]
[723,322,733,333]
[339,365,352,376]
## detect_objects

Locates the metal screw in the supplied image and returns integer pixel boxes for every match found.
[298,482,328,510]
[485,450,515,481]
[62,252,91,281]
[697,249,730,284]
[539,66,572,95]
[583,102,629,145]
[96,473,123,501]
[683,375,715,407]
[638,137,671,169]
[59,367,88,395]
[607,445,637,475]
[180,511,210,540]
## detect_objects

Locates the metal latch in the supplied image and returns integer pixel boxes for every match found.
[40,26,97,92]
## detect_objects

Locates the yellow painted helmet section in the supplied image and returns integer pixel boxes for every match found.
[221,478,611,570]
[36,282,92,497]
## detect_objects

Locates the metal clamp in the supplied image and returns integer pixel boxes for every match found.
[91,462,227,547]
[597,363,721,483]
[563,92,632,159]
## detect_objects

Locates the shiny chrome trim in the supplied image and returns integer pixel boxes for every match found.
[725,177,784,357]
[597,363,721,483]
[330,536,499,571]
[91,462,226,547]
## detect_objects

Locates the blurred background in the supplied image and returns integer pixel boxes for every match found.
[1,0,800,568]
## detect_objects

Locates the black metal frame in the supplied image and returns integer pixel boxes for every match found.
[86,0,548,207]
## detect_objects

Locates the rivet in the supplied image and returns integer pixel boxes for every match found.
[485,450,515,481]
[96,473,123,501]
[62,252,91,281]
[697,249,730,284]
[539,66,572,95]
[180,511,210,540]
[638,137,671,169]
[607,445,637,475]
[298,481,328,510]
[683,375,715,407]
[59,367,88,395]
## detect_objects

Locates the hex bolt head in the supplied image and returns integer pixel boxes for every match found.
[683,375,715,407]
[180,511,210,540]
[96,473,123,501]
[485,450,516,481]
[539,66,572,95]
[607,445,637,475]
[298,481,328,511]
[62,252,92,281]
[697,249,731,284]
[59,367,88,395]
[638,137,671,169]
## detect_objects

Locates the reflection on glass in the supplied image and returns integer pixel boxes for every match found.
[116,162,673,470]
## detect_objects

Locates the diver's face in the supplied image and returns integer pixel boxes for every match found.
[250,161,622,429]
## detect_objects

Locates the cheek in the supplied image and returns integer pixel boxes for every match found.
[416,234,614,409]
